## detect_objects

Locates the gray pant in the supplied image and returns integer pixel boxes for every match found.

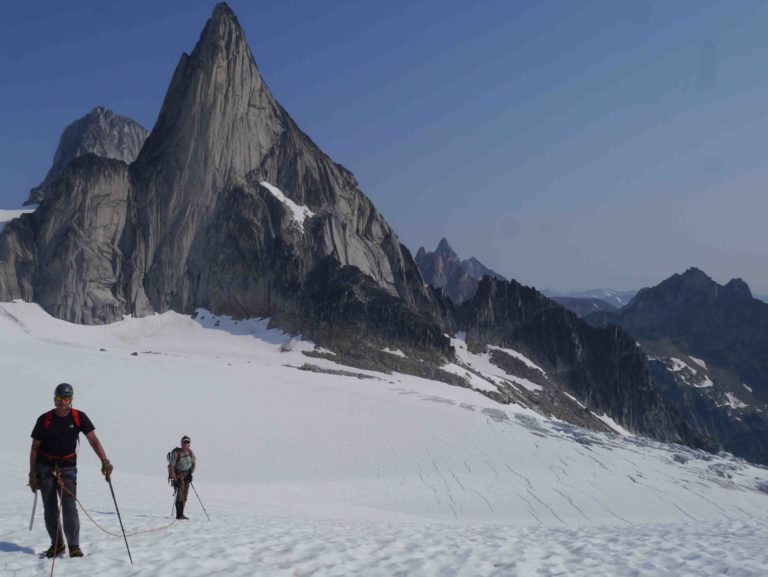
[37,463,79,548]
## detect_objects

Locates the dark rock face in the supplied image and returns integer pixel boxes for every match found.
[552,297,618,318]
[649,358,768,465]
[585,267,768,464]
[25,107,148,205]
[592,268,768,402]
[1,156,132,323]
[416,238,505,304]
[457,277,709,448]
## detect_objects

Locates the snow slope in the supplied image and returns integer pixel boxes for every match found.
[2,302,767,576]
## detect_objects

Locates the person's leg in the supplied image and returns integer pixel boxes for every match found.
[37,464,64,546]
[178,474,189,519]
[175,474,184,518]
[59,468,80,549]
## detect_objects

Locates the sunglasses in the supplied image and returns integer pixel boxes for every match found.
[55,395,72,402]
[182,441,190,445]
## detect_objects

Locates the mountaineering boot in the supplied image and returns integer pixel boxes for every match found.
[176,502,188,520]
[69,546,84,557]
[44,543,65,558]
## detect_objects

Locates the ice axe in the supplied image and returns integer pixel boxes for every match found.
[29,490,37,531]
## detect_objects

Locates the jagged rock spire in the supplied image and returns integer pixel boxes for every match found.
[436,237,456,256]
[137,1,283,195]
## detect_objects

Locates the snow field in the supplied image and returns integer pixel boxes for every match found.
[1,302,768,576]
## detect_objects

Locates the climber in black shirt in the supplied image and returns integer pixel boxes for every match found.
[29,383,113,558]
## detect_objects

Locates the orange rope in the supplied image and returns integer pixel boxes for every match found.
[60,483,178,538]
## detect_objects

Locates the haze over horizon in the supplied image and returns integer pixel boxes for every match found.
[1,0,767,294]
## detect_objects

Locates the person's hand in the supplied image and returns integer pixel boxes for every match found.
[28,471,39,493]
[187,473,193,483]
[101,459,113,477]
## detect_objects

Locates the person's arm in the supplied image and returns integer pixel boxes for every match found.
[28,439,41,492]
[191,450,196,474]
[30,439,41,472]
[85,430,113,478]
[85,430,108,461]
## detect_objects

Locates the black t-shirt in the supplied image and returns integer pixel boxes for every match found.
[31,409,95,464]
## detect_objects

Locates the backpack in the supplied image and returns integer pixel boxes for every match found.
[43,408,81,429]
[167,447,181,483]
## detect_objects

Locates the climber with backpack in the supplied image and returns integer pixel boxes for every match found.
[168,435,196,520]
[28,383,113,558]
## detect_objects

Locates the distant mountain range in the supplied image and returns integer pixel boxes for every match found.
[541,288,637,310]
[549,296,618,317]
[3,3,766,465]
[415,238,505,304]
[416,240,705,448]
[586,267,768,465]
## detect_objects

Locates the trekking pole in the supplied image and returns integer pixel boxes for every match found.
[29,490,38,531]
[105,474,133,564]
[189,482,211,521]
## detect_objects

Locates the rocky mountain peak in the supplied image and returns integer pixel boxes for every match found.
[197,2,249,61]
[677,267,717,295]
[25,106,148,205]
[629,268,756,312]
[584,267,768,465]
[416,239,506,305]
[107,3,439,329]
[136,0,282,191]
[625,267,718,312]
[722,278,752,300]
[435,238,459,260]
[211,2,240,27]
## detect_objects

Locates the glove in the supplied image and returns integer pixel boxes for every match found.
[101,459,114,477]
[28,471,39,493]
[187,473,193,483]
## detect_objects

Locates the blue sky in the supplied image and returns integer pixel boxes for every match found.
[1,0,767,293]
